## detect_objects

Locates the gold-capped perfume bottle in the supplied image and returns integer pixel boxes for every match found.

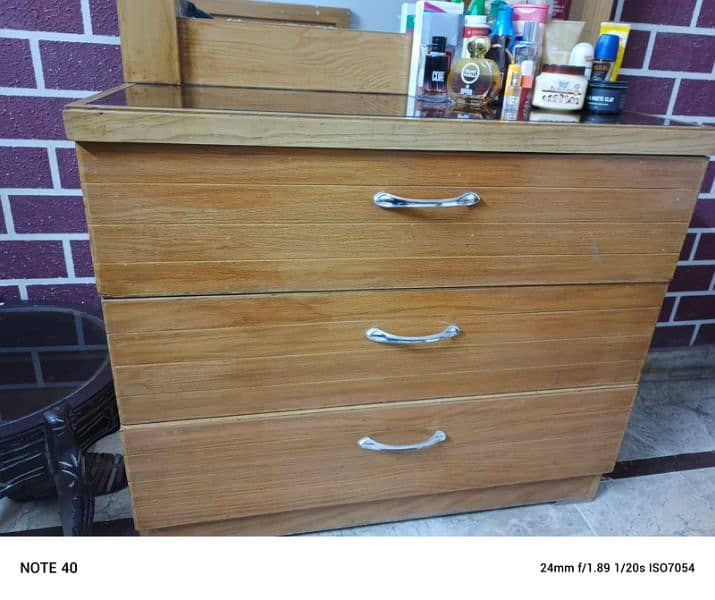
[447,36,502,109]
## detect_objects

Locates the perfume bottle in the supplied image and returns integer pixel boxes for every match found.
[420,36,450,103]
[447,36,502,109]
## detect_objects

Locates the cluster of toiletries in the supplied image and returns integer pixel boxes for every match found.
[412,0,630,121]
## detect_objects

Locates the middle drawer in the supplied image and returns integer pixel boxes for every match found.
[106,284,663,424]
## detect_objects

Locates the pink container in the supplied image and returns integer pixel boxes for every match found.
[512,3,549,38]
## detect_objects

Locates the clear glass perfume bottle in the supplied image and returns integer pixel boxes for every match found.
[447,36,503,109]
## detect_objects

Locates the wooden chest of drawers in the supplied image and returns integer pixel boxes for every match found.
[65,81,714,535]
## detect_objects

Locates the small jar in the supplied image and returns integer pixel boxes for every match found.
[585,80,629,114]
[532,64,588,111]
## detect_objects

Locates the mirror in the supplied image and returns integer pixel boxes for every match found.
[190,0,411,32]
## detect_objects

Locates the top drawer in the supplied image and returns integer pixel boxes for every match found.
[79,144,704,188]
[78,144,703,297]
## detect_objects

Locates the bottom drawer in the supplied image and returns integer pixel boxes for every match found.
[123,385,635,532]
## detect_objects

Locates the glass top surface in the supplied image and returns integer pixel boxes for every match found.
[87,84,701,128]
[0,304,109,423]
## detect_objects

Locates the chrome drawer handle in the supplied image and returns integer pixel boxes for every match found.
[373,191,480,209]
[358,430,447,452]
[366,325,461,345]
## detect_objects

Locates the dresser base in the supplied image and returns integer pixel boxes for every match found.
[139,475,601,536]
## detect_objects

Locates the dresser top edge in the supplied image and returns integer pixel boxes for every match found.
[63,85,715,157]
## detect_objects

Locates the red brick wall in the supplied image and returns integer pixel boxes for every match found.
[0,0,714,347]
[614,0,715,347]
[0,0,122,313]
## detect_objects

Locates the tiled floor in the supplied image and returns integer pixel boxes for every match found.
[2,346,714,536]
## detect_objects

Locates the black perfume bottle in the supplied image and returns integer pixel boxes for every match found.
[420,36,450,103]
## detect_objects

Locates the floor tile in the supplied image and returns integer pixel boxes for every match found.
[574,470,715,536]
[618,428,660,461]
[313,503,594,536]
[0,495,60,534]
[618,380,715,460]
[90,432,123,454]
[679,467,715,508]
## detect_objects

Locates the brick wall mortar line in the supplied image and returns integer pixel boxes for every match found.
[657,318,715,327]
[0,233,90,242]
[669,296,681,322]
[0,29,120,45]
[658,115,715,123]
[0,189,83,197]
[0,193,15,235]
[80,0,93,35]
[0,87,98,98]
[47,147,62,190]
[688,232,702,261]
[691,0,705,28]
[0,139,77,148]
[62,239,76,278]
[710,272,715,292]
[689,323,701,346]
[17,284,28,301]
[614,0,624,22]
[619,68,712,81]
[0,277,96,286]
[666,78,683,118]
[678,259,715,266]
[28,38,45,89]
[629,23,715,36]
[642,30,656,72]
[666,290,715,298]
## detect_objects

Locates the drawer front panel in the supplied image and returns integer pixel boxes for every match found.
[78,144,703,188]
[95,255,680,297]
[85,184,696,225]
[78,144,700,296]
[123,386,636,531]
[91,222,685,263]
[105,285,662,423]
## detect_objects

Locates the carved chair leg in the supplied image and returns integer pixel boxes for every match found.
[43,405,95,536]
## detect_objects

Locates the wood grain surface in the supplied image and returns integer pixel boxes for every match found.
[107,283,656,423]
[94,254,680,297]
[178,19,409,93]
[84,184,697,225]
[65,106,715,155]
[570,0,615,44]
[103,284,666,332]
[123,386,635,530]
[90,222,686,263]
[117,0,181,84]
[77,144,705,188]
[142,475,600,536]
[77,145,697,295]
